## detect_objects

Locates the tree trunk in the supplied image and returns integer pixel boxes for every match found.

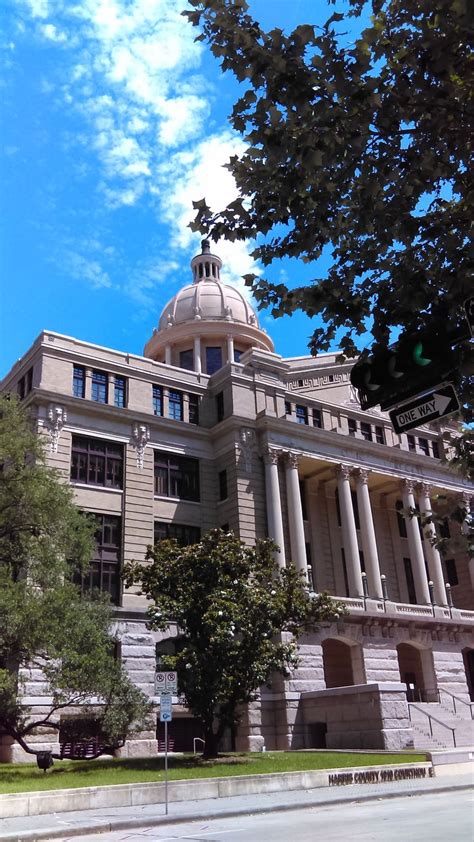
[202,726,220,759]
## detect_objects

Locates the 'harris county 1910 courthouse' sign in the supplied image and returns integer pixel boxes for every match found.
[328,766,433,786]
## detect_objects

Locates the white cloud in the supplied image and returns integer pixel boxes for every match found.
[40,23,67,42]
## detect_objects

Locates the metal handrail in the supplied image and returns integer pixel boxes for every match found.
[408,703,457,747]
[193,737,205,755]
[438,687,474,719]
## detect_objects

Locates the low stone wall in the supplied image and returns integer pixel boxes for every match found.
[0,762,434,819]
[302,682,412,750]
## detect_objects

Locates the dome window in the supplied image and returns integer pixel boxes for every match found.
[206,346,222,374]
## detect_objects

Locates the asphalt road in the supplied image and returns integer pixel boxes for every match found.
[59,789,473,842]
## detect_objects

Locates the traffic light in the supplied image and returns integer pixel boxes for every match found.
[350,330,460,411]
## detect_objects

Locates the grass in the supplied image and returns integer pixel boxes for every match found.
[0,751,428,794]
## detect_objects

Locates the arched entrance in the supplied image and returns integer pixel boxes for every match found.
[322,638,366,688]
[462,648,474,701]
[397,642,437,702]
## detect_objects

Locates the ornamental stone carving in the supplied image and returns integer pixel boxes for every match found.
[262,447,280,466]
[336,463,352,481]
[132,423,150,469]
[47,405,67,453]
[354,467,370,485]
[239,428,255,473]
[400,477,416,495]
[285,451,300,470]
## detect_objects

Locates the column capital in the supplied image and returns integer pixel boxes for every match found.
[418,482,433,496]
[285,451,300,470]
[336,463,352,481]
[459,492,472,511]
[262,447,280,466]
[400,477,416,495]
[354,467,370,485]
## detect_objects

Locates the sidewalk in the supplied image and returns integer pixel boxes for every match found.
[1,771,472,842]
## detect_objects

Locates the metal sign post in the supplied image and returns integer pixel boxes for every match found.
[158,685,174,816]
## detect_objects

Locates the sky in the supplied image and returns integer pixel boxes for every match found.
[0,0,356,378]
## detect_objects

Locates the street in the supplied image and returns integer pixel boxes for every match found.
[60,789,473,842]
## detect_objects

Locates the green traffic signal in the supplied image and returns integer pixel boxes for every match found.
[412,341,432,367]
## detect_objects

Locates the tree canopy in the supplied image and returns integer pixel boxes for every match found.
[0,397,151,759]
[125,529,340,758]
[185,0,473,412]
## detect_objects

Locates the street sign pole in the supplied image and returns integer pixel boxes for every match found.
[164,719,168,816]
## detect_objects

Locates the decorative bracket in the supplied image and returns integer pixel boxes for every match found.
[132,423,150,469]
[47,405,67,454]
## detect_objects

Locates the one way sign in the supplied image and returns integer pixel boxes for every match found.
[389,384,460,434]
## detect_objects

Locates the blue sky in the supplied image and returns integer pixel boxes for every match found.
[1,0,356,378]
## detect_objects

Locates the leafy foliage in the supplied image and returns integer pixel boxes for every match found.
[125,529,341,758]
[0,397,152,759]
[184,0,473,414]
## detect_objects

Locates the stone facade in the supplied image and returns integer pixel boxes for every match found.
[1,241,473,760]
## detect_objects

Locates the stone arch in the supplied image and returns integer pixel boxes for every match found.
[462,647,474,702]
[322,637,366,688]
[396,641,437,702]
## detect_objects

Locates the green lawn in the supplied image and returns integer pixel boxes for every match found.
[0,751,428,794]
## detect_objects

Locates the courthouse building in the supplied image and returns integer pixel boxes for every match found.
[2,240,473,760]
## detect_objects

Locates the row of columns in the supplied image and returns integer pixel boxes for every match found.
[164,336,236,375]
[263,447,455,607]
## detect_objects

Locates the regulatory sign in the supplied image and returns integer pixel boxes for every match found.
[159,691,173,722]
[155,671,178,694]
[389,384,460,433]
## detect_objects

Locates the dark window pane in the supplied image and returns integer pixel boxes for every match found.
[407,435,416,452]
[75,514,121,605]
[153,385,163,416]
[361,422,372,441]
[26,369,33,394]
[404,557,417,604]
[296,405,308,425]
[216,392,224,423]
[375,425,385,444]
[341,548,349,597]
[154,452,200,501]
[359,550,365,573]
[445,558,458,587]
[71,436,123,489]
[431,441,440,459]
[348,419,357,436]
[234,349,242,363]
[313,409,322,428]
[335,489,341,526]
[300,480,307,520]
[114,376,126,408]
[285,401,292,416]
[180,349,194,371]
[396,500,408,538]
[351,489,360,530]
[18,377,25,399]
[418,437,429,456]
[439,518,450,539]
[169,390,183,421]
[73,366,85,399]
[92,370,108,404]
[206,346,222,375]
[189,394,199,425]
[219,469,228,501]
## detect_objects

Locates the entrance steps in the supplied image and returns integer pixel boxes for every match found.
[409,701,474,749]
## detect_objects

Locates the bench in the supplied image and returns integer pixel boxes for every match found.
[59,740,105,760]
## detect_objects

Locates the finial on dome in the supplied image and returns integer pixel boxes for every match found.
[201,238,211,254]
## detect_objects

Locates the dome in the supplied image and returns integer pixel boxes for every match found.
[158,241,259,331]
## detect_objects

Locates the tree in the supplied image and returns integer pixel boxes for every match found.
[184,0,473,414]
[125,529,341,758]
[0,396,152,760]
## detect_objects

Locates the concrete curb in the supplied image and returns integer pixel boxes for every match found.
[2,779,473,842]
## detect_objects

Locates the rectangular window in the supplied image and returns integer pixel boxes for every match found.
[114,376,126,408]
[206,346,222,375]
[360,421,372,441]
[169,390,183,421]
[348,418,357,437]
[154,521,200,547]
[216,392,224,423]
[312,408,322,428]
[91,370,108,404]
[179,349,194,371]
[71,436,123,489]
[403,557,417,604]
[444,558,458,587]
[418,437,429,456]
[296,405,308,425]
[73,365,86,399]
[75,515,122,605]
[285,401,292,416]
[431,441,440,459]
[407,434,416,452]
[396,500,408,538]
[359,549,366,574]
[375,425,385,445]
[189,394,199,425]
[439,518,451,539]
[218,469,228,501]
[234,348,243,363]
[351,489,360,530]
[18,376,25,400]
[154,451,200,501]
[153,385,163,416]
[341,548,349,597]
[300,480,307,520]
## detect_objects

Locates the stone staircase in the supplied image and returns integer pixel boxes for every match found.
[408,696,474,749]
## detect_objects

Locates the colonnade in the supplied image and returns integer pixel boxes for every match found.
[263,447,452,607]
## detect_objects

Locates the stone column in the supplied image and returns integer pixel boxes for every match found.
[418,484,447,605]
[354,468,383,599]
[165,344,171,365]
[263,448,286,568]
[460,493,474,589]
[401,479,430,605]
[336,465,363,597]
[194,337,202,374]
[227,335,234,365]
[284,452,308,581]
